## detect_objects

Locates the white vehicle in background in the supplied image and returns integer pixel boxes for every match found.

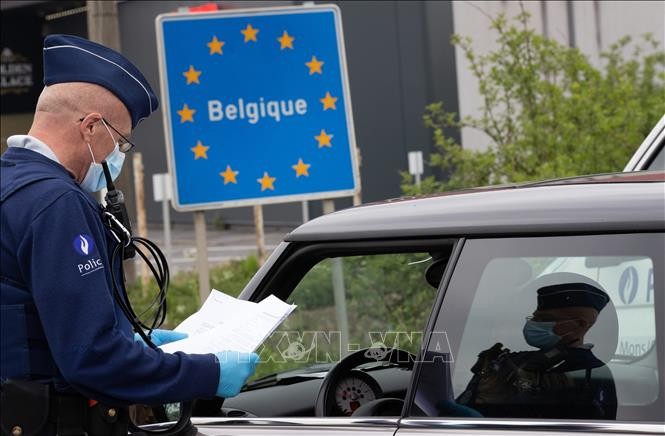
[625,114,665,171]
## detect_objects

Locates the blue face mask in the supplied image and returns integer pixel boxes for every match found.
[80,120,126,193]
[523,320,561,349]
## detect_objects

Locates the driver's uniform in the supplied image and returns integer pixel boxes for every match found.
[456,342,617,419]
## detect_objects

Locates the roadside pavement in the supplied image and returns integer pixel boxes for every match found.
[132,223,293,274]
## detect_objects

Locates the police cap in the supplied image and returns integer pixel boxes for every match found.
[536,282,610,312]
[43,34,158,129]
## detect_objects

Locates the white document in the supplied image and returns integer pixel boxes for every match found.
[159,289,296,355]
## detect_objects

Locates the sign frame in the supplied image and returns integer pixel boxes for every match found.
[155,4,360,212]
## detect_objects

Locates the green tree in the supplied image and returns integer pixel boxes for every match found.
[126,256,260,328]
[402,8,665,194]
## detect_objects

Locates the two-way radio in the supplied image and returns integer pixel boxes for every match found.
[101,162,135,259]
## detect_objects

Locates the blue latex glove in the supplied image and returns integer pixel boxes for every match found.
[134,329,188,347]
[215,351,259,398]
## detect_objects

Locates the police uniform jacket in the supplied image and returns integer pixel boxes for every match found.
[0,145,219,406]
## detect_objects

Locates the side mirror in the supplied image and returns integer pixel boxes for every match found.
[129,402,195,435]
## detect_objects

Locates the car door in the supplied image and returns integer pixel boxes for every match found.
[397,234,665,436]
[191,239,456,436]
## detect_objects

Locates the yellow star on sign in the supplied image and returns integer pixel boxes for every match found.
[177,104,196,123]
[190,140,209,160]
[257,172,276,191]
[241,24,259,43]
[315,129,333,148]
[277,30,295,50]
[292,158,311,177]
[320,92,338,110]
[220,165,238,184]
[306,56,324,75]
[207,35,225,55]
[183,65,202,84]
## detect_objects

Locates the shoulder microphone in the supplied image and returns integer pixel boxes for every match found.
[101,161,135,259]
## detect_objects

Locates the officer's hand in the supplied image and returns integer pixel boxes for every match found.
[215,351,259,398]
[134,329,188,347]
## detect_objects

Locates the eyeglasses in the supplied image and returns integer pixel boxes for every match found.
[78,116,135,153]
[102,118,135,153]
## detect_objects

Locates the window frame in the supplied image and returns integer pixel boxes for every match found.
[235,237,461,418]
[403,232,665,425]
[244,238,459,305]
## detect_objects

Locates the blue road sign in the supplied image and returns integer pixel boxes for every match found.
[155,5,359,211]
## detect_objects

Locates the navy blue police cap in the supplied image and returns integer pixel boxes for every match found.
[537,282,610,312]
[43,34,158,129]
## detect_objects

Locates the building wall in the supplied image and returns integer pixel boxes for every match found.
[1,1,86,152]
[1,114,33,154]
[452,0,665,152]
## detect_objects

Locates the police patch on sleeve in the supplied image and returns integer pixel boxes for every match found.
[73,234,104,276]
[73,234,95,256]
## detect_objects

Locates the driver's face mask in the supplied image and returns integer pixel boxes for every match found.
[523,318,582,349]
[522,320,561,349]
[80,119,126,193]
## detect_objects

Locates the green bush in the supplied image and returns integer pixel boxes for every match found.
[402,8,665,195]
[126,256,260,329]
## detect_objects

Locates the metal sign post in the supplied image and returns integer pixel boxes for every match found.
[322,199,349,356]
[193,211,210,304]
[301,200,310,223]
[152,173,173,263]
[133,153,149,290]
[253,205,267,264]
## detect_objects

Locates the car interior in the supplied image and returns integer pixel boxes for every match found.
[192,240,457,418]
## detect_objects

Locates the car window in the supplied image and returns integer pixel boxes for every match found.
[256,251,441,379]
[410,233,664,422]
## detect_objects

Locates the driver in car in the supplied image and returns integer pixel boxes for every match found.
[455,280,618,419]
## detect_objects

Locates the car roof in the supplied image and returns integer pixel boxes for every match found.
[285,171,665,242]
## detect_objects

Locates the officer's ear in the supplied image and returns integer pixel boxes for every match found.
[571,318,594,337]
[78,113,103,144]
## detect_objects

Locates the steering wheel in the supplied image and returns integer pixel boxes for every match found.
[314,347,415,417]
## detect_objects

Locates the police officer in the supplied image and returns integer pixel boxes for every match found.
[456,279,618,420]
[0,35,258,434]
